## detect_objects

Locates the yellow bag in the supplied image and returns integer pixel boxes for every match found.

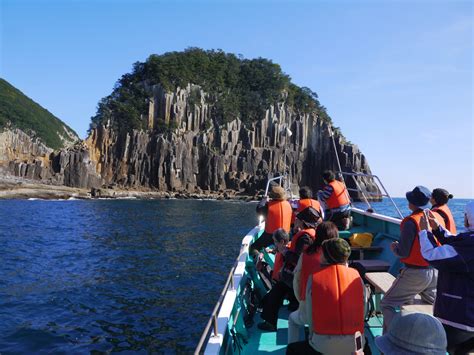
[349,233,373,248]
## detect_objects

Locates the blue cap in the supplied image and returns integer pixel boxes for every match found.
[406,185,431,207]
[375,312,447,354]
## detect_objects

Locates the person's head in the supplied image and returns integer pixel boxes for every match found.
[299,186,312,199]
[464,201,474,231]
[306,221,339,254]
[294,207,322,231]
[272,228,289,253]
[322,170,336,183]
[269,185,286,201]
[430,188,453,207]
[375,312,447,355]
[406,185,431,211]
[320,238,351,265]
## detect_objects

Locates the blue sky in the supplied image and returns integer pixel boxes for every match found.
[1,0,472,198]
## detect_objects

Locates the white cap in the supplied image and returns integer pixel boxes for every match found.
[465,201,474,230]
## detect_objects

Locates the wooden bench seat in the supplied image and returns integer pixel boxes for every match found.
[365,272,434,315]
[350,246,383,260]
[351,259,391,272]
[401,304,434,315]
[365,272,396,293]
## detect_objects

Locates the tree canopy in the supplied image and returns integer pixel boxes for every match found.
[90,48,332,132]
[0,78,78,150]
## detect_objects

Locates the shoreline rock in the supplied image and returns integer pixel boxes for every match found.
[0,176,257,201]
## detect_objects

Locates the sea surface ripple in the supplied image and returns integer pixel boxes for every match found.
[0,199,256,354]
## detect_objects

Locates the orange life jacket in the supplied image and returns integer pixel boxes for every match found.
[325,180,350,210]
[291,198,322,224]
[299,251,321,300]
[265,200,292,234]
[273,229,316,282]
[431,210,447,231]
[290,228,316,253]
[400,210,440,267]
[297,198,322,214]
[432,204,457,234]
[272,241,291,281]
[312,264,364,335]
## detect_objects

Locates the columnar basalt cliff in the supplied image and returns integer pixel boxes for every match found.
[85,84,379,198]
[0,51,381,200]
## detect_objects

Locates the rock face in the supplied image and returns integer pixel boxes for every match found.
[0,128,101,188]
[0,84,380,199]
[85,84,380,198]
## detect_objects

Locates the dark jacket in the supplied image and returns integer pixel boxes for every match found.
[420,226,474,331]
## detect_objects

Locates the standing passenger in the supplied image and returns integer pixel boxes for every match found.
[381,185,437,333]
[317,170,351,230]
[419,203,474,354]
[431,188,457,234]
[286,238,365,354]
[251,185,292,256]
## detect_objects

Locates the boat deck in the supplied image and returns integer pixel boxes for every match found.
[209,209,405,354]
[243,308,384,354]
[243,308,290,354]
[238,214,396,354]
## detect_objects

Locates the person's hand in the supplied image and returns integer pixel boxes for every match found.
[255,253,265,271]
[390,241,399,253]
[426,210,440,230]
[420,211,430,231]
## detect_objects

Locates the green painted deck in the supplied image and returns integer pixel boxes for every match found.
[242,308,290,354]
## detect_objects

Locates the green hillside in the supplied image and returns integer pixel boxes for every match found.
[0,78,78,150]
[90,48,334,133]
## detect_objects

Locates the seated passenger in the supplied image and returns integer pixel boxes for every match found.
[288,221,339,344]
[430,188,457,234]
[317,170,351,230]
[286,238,365,355]
[375,311,447,354]
[419,203,474,354]
[258,209,320,332]
[251,185,292,256]
[291,186,322,226]
[381,185,437,333]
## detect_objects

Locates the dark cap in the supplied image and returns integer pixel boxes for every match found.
[322,238,351,264]
[406,186,431,207]
[432,188,453,205]
[272,228,289,243]
[296,206,322,229]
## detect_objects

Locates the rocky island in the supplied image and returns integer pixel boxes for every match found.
[0,49,379,200]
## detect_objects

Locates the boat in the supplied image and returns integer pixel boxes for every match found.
[194,172,415,355]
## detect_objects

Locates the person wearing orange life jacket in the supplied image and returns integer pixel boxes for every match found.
[288,221,339,344]
[286,238,366,355]
[381,185,438,333]
[317,170,351,230]
[251,185,292,257]
[431,188,457,234]
[291,186,322,225]
[258,208,321,332]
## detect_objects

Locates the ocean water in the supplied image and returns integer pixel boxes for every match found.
[0,197,471,353]
[0,199,256,354]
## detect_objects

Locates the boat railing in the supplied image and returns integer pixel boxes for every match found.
[264,176,284,196]
[338,171,404,219]
[194,225,261,354]
[194,258,238,355]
